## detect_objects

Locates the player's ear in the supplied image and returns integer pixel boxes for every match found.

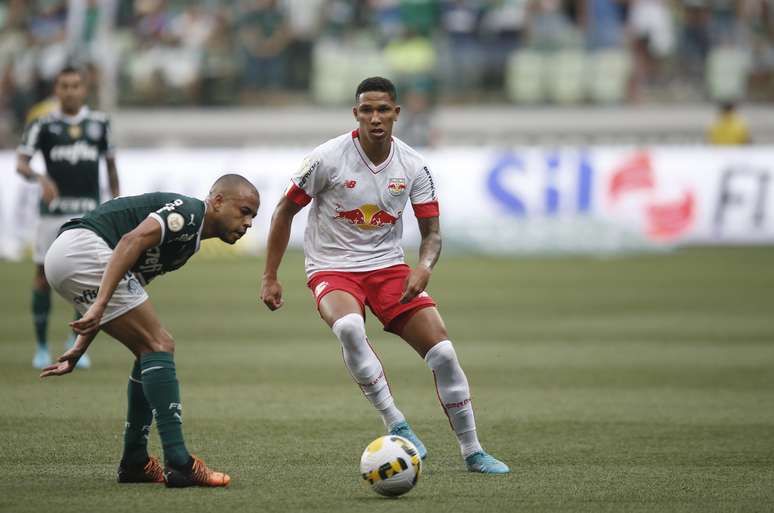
[352,106,358,120]
[212,192,225,212]
[394,105,400,119]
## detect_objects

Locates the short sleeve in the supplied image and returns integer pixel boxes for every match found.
[147,197,202,245]
[410,164,439,218]
[17,119,43,156]
[285,154,327,207]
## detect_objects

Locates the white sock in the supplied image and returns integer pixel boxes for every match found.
[425,340,483,457]
[332,313,405,429]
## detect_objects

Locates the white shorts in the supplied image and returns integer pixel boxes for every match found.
[44,228,149,325]
[35,215,73,264]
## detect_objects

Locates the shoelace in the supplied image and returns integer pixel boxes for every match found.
[144,458,164,482]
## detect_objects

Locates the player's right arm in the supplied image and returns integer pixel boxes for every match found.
[16,149,59,204]
[260,196,303,311]
[70,218,162,335]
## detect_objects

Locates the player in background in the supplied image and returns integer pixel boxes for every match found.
[260,77,509,474]
[16,66,121,370]
[40,174,259,488]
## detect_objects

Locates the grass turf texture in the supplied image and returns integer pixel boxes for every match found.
[0,248,773,513]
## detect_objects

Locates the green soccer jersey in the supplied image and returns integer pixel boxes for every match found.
[60,192,206,284]
[18,106,114,216]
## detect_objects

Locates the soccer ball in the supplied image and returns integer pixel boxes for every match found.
[360,435,422,497]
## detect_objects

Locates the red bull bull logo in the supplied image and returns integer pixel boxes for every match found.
[335,203,398,230]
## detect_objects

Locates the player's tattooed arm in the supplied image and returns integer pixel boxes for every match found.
[261,196,303,311]
[16,153,59,203]
[400,216,441,304]
[71,218,162,335]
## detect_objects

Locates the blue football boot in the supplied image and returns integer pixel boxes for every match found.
[465,451,510,474]
[32,346,51,369]
[389,421,428,460]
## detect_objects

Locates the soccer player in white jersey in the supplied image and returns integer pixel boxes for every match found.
[260,77,509,474]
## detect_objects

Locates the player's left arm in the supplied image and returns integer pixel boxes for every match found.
[106,156,120,198]
[400,216,441,304]
[102,117,120,197]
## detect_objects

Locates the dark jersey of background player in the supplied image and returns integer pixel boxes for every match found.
[18,105,115,216]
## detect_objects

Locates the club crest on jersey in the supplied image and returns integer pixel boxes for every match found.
[86,121,103,140]
[388,178,406,196]
[167,212,185,232]
[68,125,82,139]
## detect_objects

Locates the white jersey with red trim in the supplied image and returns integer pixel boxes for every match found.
[286,130,439,278]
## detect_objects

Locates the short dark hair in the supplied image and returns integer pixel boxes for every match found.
[56,66,83,82]
[355,77,397,102]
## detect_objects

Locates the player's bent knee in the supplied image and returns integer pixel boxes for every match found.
[424,340,457,369]
[332,313,366,345]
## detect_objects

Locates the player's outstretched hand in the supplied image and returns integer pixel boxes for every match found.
[400,265,431,304]
[261,277,285,311]
[40,346,83,378]
[70,304,105,335]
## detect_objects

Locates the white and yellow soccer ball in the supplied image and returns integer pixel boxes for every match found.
[360,435,422,497]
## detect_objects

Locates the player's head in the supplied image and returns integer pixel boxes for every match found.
[353,77,400,144]
[54,66,86,114]
[206,174,260,244]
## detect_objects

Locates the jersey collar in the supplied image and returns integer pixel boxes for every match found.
[54,106,89,125]
[351,129,395,174]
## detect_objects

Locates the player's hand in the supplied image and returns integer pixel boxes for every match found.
[400,265,431,304]
[260,277,285,311]
[70,304,105,335]
[38,175,60,205]
[39,346,84,378]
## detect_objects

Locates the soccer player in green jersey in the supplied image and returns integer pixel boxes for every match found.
[16,66,121,369]
[40,174,259,488]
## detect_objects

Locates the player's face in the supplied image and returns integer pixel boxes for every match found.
[353,92,400,144]
[214,190,260,244]
[55,73,86,114]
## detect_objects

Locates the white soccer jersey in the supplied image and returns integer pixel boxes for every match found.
[286,130,439,278]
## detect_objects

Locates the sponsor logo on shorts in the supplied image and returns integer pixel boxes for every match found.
[126,275,143,296]
[314,281,328,298]
[73,288,99,305]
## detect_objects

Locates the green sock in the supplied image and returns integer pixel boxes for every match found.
[32,289,51,349]
[140,352,191,468]
[122,360,153,466]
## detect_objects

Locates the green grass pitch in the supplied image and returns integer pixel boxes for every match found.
[1,248,773,513]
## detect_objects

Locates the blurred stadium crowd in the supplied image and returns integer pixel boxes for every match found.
[0,0,773,145]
